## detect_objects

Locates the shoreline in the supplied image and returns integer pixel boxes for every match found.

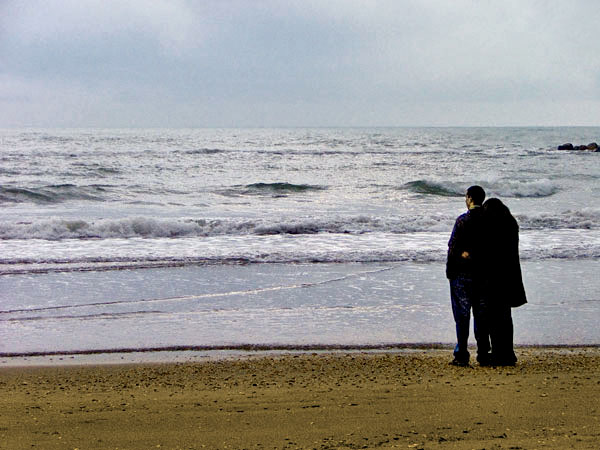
[2,344,600,367]
[2,348,599,449]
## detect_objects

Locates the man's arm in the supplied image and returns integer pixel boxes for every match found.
[446,215,466,279]
[447,214,466,260]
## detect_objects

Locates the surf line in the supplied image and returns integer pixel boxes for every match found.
[0,266,396,315]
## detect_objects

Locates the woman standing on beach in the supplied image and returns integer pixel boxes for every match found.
[482,198,527,366]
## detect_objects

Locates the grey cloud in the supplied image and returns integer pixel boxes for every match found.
[1,0,599,127]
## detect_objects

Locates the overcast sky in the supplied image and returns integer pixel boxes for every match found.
[1,0,599,127]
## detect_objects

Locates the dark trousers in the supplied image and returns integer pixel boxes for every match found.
[450,276,490,363]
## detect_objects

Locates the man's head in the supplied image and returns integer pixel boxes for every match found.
[465,185,485,209]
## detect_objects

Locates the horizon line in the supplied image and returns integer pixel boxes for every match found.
[2,124,599,130]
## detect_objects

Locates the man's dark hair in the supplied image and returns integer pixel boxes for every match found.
[466,185,485,206]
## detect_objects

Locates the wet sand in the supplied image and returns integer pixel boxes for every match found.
[1,348,599,449]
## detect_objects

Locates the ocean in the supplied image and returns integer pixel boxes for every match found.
[1,127,599,356]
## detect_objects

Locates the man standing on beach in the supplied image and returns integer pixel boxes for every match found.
[446,185,490,366]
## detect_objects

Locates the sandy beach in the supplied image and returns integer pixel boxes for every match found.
[1,348,599,450]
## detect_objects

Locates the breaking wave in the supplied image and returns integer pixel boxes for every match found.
[182,148,226,155]
[403,180,462,197]
[216,182,327,198]
[245,182,326,193]
[0,216,447,240]
[1,209,598,241]
[0,184,109,204]
[403,179,559,198]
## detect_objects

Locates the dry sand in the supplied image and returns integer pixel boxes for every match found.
[1,348,599,450]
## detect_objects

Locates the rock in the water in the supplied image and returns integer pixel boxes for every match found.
[557,142,598,151]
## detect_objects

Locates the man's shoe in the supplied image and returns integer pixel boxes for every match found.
[449,358,469,367]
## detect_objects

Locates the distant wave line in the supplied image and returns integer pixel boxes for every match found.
[0,310,159,322]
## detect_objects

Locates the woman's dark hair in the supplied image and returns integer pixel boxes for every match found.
[483,197,507,213]
[483,198,519,231]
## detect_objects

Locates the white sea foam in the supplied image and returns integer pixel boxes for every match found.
[486,179,560,198]
[518,208,600,230]
[0,216,450,240]
[1,229,599,276]
[1,207,598,242]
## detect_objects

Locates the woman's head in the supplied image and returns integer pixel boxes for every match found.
[483,197,508,214]
[483,198,517,229]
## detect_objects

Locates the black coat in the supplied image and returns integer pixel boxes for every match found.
[483,215,527,307]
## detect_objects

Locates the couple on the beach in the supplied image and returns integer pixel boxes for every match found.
[446,185,527,367]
